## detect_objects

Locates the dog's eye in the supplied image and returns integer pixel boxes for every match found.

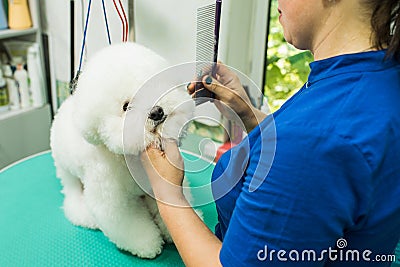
[122,101,129,112]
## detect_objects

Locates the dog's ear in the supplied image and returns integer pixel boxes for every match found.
[82,127,102,145]
[72,100,103,146]
[78,118,102,145]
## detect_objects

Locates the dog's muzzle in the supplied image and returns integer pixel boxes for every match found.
[148,106,166,124]
[149,106,164,121]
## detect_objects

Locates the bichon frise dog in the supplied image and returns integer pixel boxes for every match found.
[50,42,195,258]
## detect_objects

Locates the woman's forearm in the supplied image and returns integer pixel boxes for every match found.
[141,143,223,266]
[156,197,222,267]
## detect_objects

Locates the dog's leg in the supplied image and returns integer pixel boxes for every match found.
[142,195,173,244]
[84,181,164,259]
[57,168,98,229]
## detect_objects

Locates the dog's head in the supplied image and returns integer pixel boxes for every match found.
[72,42,195,155]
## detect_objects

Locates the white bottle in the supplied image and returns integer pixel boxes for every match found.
[27,44,45,107]
[3,64,20,110]
[14,63,30,108]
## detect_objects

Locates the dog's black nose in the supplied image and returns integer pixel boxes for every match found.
[149,106,164,121]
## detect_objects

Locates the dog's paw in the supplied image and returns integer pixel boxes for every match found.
[133,243,163,259]
[63,195,99,229]
[120,232,165,259]
[153,213,173,244]
[161,228,173,244]
[155,216,173,244]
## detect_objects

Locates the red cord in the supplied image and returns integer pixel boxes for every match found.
[113,0,129,42]
[112,0,125,41]
[119,0,129,42]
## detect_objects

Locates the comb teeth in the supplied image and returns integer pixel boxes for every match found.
[196,3,216,78]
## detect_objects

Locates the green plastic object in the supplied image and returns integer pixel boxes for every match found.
[393,243,400,267]
[0,151,217,266]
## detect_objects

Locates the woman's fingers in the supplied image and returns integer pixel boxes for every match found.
[201,75,225,96]
[186,62,229,95]
[141,139,183,174]
[163,139,184,169]
[187,82,195,95]
[186,77,225,102]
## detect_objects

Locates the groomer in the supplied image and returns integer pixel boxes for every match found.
[141,0,400,266]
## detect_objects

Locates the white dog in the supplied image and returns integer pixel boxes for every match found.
[50,42,195,258]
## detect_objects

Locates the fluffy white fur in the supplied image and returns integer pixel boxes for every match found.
[50,42,195,258]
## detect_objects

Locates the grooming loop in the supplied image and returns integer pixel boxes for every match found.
[70,0,129,95]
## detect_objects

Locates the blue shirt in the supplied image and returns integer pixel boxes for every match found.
[212,51,400,266]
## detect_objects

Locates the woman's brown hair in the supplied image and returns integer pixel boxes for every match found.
[366,0,400,60]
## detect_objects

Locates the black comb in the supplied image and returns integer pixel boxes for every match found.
[194,0,222,106]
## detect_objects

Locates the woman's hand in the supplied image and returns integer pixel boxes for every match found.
[140,139,187,205]
[187,62,267,132]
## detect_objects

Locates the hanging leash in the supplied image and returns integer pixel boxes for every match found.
[70,0,92,94]
[102,0,112,45]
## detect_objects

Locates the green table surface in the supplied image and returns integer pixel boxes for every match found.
[1,151,399,267]
[0,151,217,267]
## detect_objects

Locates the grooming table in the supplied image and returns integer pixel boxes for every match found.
[0,151,217,266]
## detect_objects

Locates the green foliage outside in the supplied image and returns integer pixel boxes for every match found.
[265,0,314,112]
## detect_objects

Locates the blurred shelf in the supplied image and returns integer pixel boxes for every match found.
[0,0,51,170]
[0,28,38,40]
[0,104,51,169]
[0,106,43,120]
